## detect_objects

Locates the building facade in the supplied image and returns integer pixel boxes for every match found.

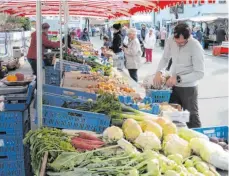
[154,0,228,28]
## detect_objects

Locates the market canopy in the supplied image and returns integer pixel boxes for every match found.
[0,0,216,18]
[189,15,228,22]
[166,14,228,24]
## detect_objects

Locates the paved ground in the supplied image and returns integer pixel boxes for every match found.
[15,36,228,127]
[91,36,228,127]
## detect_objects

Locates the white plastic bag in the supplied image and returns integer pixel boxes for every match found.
[123,36,129,46]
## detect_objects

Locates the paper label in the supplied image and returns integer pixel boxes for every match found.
[0,139,4,147]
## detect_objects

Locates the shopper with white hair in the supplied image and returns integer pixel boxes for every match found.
[123,28,142,82]
[144,28,156,63]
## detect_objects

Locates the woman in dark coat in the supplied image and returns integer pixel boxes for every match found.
[80,28,90,41]
[62,31,76,49]
[110,23,124,71]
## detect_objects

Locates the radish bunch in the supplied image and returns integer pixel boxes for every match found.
[71,132,105,151]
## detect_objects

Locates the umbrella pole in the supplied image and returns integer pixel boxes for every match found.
[64,0,68,55]
[59,0,63,79]
[36,0,43,127]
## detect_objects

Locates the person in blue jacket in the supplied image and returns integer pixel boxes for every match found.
[191,27,197,39]
[80,28,90,41]
[195,26,203,44]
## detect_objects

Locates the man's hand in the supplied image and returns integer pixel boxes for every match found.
[153,72,163,89]
[122,47,127,52]
[166,76,177,87]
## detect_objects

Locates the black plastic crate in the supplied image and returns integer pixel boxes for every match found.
[24,162,33,176]
[24,145,32,176]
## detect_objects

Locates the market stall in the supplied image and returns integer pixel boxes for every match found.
[0,0,228,176]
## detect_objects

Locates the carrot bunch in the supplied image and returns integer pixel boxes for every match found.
[71,132,105,151]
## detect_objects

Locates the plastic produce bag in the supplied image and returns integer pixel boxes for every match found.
[143,74,168,90]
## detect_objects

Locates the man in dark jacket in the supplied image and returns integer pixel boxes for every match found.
[27,23,60,75]
[80,28,90,41]
[216,25,227,45]
[110,23,124,71]
[140,24,147,57]
[195,26,203,44]
[62,31,76,49]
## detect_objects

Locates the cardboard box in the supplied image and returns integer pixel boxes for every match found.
[161,110,190,123]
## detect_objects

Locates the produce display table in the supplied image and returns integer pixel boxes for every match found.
[118,69,146,98]
[5,39,228,176]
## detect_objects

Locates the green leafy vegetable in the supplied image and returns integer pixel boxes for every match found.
[23,128,76,175]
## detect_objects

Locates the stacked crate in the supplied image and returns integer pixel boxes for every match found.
[44,66,61,86]
[0,81,36,176]
[44,62,90,87]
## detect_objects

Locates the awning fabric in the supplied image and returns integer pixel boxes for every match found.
[0,0,216,18]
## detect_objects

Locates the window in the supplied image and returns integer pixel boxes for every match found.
[170,3,184,14]
[219,0,226,4]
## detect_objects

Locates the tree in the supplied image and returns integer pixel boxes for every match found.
[19,17,31,31]
[6,16,31,31]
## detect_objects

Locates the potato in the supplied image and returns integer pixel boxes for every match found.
[218,138,225,142]
[223,145,228,150]
[15,73,24,81]
[209,137,219,143]
[218,142,227,148]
